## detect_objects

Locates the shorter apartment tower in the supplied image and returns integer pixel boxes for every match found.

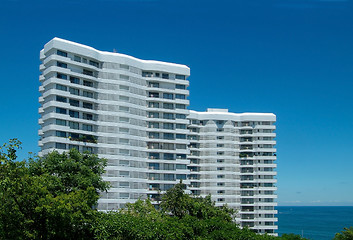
[188,109,277,235]
[38,38,277,235]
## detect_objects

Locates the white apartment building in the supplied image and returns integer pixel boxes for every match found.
[38,38,277,235]
[187,109,277,235]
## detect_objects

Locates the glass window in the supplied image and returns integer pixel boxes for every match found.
[82,69,93,76]
[163,133,174,140]
[175,104,186,109]
[163,113,174,119]
[163,123,174,129]
[176,84,186,89]
[74,55,81,62]
[56,84,67,91]
[57,61,67,68]
[175,94,185,100]
[89,60,99,68]
[83,113,93,120]
[56,131,66,138]
[119,85,129,91]
[163,93,173,99]
[56,96,67,103]
[56,119,66,126]
[69,99,79,107]
[148,102,159,108]
[163,103,174,109]
[82,124,93,131]
[57,50,67,57]
[176,114,186,119]
[83,91,94,98]
[176,174,186,180]
[57,73,67,80]
[164,153,174,160]
[175,75,185,80]
[69,88,80,95]
[162,73,169,79]
[69,110,79,118]
[83,80,93,87]
[55,143,66,149]
[69,121,79,129]
[83,102,93,109]
[56,107,66,114]
[176,134,186,139]
[70,76,80,84]
[164,174,175,181]
[119,95,129,102]
[176,124,186,129]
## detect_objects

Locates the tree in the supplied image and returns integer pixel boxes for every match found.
[0,139,109,240]
[334,227,353,240]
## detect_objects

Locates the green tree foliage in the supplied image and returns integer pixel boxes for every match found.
[0,139,108,240]
[334,227,353,240]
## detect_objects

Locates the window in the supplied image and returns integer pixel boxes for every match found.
[119,106,129,112]
[149,132,159,139]
[162,73,169,79]
[148,122,159,128]
[57,61,67,68]
[120,64,129,70]
[69,121,79,129]
[83,113,93,120]
[70,76,80,84]
[56,131,66,138]
[69,99,79,107]
[56,84,67,91]
[164,174,175,181]
[119,149,129,155]
[149,112,159,118]
[83,91,94,98]
[163,113,174,119]
[119,95,129,102]
[89,60,99,68]
[217,144,224,147]
[163,133,174,140]
[69,88,80,95]
[164,153,174,160]
[149,92,159,98]
[217,175,225,179]
[176,134,186,139]
[176,114,186,119]
[163,93,173,99]
[119,182,130,188]
[56,107,66,114]
[55,143,66,149]
[175,75,185,80]
[69,110,79,118]
[119,85,129,91]
[57,50,67,57]
[83,69,93,76]
[176,144,186,149]
[217,198,225,202]
[176,174,186,180]
[119,117,129,123]
[148,82,159,88]
[56,119,66,126]
[176,164,186,169]
[69,145,79,150]
[82,58,87,64]
[217,167,224,171]
[56,96,67,103]
[217,159,224,163]
[176,154,186,159]
[163,123,174,129]
[163,103,174,109]
[217,190,225,194]
[119,160,129,166]
[176,124,186,129]
[82,124,93,131]
[57,73,67,80]
[83,102,93,109]
[74,55,81,62]
[119,128,129,133]
[217,182,225,186]
[83,80,93,87]
[119,138,129,144]
[217,136,224,140]
[175,94,185,100]
[149,102,159,108]
[175,104,186,109]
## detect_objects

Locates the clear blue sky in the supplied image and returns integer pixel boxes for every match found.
[1,0,352,206]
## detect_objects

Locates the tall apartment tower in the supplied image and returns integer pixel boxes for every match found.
[187,109,277,235]
[38,38,277,235]
[39,38,190,210]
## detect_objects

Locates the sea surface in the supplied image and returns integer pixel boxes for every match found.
[277,206,353,240]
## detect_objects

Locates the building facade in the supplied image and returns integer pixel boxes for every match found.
[38,38,277,235]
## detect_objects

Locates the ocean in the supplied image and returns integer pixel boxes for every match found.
[277,206,353,240]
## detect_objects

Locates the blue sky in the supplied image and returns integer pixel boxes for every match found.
[1,0,353,206]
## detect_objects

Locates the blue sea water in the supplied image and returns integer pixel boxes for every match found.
[277,206,353,240]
